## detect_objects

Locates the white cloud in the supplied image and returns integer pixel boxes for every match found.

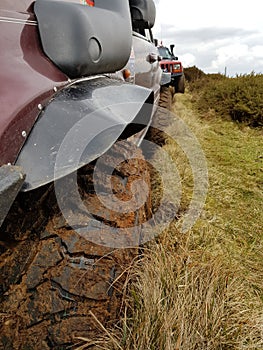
[155,0,263,32]
[209,43,263,74]
[214,44,249,63]
[153,0,263,76]
[180,53,196,67]
[251,46,263,58]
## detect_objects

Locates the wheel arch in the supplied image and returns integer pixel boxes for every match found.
[15,77,154,191]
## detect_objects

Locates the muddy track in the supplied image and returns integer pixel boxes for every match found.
[0,141,151,349]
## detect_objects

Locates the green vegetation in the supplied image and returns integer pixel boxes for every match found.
[78,84,263,349]
[184,66,263,127]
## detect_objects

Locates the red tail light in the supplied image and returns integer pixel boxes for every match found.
[85,0,94,6]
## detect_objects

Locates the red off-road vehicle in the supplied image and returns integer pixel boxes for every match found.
[0,0,171,347]
[158,44,185,93]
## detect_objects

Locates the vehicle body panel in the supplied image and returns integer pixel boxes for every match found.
[133,32,161,106]
[0,1,160,166]
[0,4,68,165]
[0,0,161,225]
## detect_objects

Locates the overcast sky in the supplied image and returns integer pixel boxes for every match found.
[153,0,263,76]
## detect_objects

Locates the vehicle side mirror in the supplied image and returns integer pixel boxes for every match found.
[129,0,156,29]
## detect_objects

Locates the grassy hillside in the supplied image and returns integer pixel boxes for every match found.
[184,66,263,127]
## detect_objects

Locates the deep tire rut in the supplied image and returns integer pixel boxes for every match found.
[0,140,151,349]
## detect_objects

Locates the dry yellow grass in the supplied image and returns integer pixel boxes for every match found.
[78,92,263,349]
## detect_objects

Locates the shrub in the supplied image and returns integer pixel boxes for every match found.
[184,66,206,83]
[187,70,263,127]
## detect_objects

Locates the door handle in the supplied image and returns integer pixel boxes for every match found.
[148,53,158,63]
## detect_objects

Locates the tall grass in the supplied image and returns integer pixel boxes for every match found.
[77,92,263,349]
[79,230,263,349]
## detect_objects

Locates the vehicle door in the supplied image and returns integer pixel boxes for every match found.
[128,0,162,106]
[132,29,161,106]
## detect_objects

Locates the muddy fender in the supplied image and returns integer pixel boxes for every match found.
[15,77,153,191]
[0,165,25,227]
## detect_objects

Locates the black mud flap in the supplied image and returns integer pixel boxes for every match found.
[0,165,25,227]
[15,77,153,191]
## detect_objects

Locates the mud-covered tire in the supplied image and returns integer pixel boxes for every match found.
[145,86,173,148]
[174,74,185,94]
[0,141,151,349]
[177,74,185,93]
